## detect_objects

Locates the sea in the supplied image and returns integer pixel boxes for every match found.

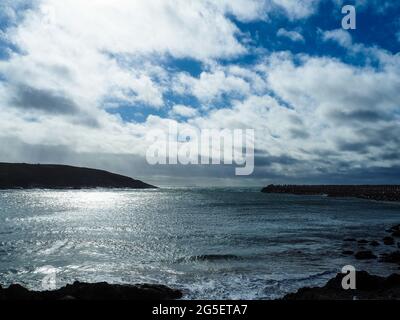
[0,187,399,299]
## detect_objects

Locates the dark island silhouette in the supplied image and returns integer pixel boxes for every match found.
[0,163,156,189]
[262,184,400,202]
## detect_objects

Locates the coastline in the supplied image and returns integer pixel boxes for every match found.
[261,185,400,202]
[283,223,400,300]
[2,223,400,300]
[0,163,156,189]
[0,282,182,300]
[283,271,400,300]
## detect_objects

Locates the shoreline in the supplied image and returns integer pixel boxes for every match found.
[3,271,400,300]
[0,163,156,189]
[0,281,182,300]
[283,271,400,300]
[283,223,400,300]
[261,185,400,202]
[2,224,400,301]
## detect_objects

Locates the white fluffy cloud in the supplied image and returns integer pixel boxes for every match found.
[173,69,252,104]
[0,0,399,182]
[0,0,271,156]
[169,105,199,118]
[0,0,326,121]
[180,48,400,176]
[277,28,305,42]
[272,0,320,19]
[0,0,272,120]
[322,29,353,48]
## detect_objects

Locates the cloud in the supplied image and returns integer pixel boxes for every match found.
[9,84,79,114]
[0,0,328,120]
[173,69,252,104]
[12,0,253,60]
[169,105,199,118]
[277,28,305,42]
[333,0,400,14]
[0,0,399,184]
[272,0,320,19]
[0,0,269,120]
[321,29,353,48]
[260,51,400,168]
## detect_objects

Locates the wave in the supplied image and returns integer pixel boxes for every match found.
[290,269,335,282]
[176,254,241,263]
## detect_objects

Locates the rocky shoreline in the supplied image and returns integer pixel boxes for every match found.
[0,281,182,300]
[342,224,400,265]
[2,224,400,301]
[283,223,400,300]
[283,271,400,300]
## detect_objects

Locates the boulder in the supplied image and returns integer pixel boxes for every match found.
[355,251,377,260]
[383,236,395,245]
[392,230,400,238]
[342,250,354,255]
[380,251,400,264]
[390,224,400,232]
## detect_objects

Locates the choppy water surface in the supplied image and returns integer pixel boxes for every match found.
[0,188,399,299]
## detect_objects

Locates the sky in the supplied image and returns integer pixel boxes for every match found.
[0,0,399,186]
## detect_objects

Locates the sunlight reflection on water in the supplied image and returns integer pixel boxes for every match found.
[1,188,400,299]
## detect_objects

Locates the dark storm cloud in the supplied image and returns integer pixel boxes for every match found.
[322,166,400,184]
[363,125,400,145]
[336,140,369,153]
[330,109,392,123]
[380,151,400,161]
[287,114,304,125]
[10,85,79,114]
[333,120,400,154]
[1,136,400,187]
[306,148,341,157]
[289,128,310,139]
[254,152,300,167]
[253,163,400,185]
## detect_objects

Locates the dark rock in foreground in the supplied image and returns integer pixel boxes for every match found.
[0,163,156,189]
[0,281,182,300]
[384,237,395,245]
[342,250,354,255]
[370,240,380,247]
[284,271,400,300]
[392,230,400,238]
[380,251,400,264]
[389,224,400,232]
[261,185,400,202]
[355,251,377,260]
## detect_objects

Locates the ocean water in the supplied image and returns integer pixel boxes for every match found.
[0,188,399,299]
